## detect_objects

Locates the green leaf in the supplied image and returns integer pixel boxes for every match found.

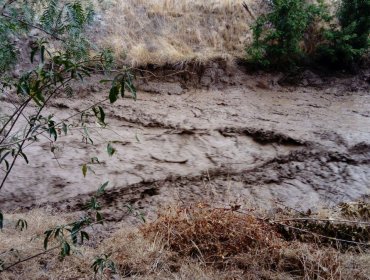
[62,123,68,135]
[54,227,61,238]
[97,181,109,196]
[30,46,38,63]
[120,80,125,97]
[91,157,100,164]
[0,212,3,230]
[16,219,28,231]
[40,45,45,63]
[4,160,9,171]
[98,106,105,125]
[96,212,103,224]
[19,150,29,164]
[61,242,71,257]
[81,231,89,243]
[92,106,106,126]
[48,120,57,141]
[82,164,87,177]
[107,143,116,157]
[109,86,119,103]
[44,230,53,250]
[99,79,112,84]
[125,81,137,100]
[0,151,11,164]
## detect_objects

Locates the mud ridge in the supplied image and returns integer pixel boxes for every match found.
[37,143,370,221]
[217,127,308,146]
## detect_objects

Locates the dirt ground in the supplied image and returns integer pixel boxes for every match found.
[1,63,370,220]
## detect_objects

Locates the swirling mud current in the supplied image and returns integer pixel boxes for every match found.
[1,67,370,218]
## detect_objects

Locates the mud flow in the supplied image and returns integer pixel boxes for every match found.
[1,65,370,218]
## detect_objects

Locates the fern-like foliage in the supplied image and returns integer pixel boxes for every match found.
[0,0,95,77]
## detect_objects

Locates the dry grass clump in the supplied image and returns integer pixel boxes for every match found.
[141,203,282,266]
[141,204,370,279]
[92,0,267,66]
[1,204,369,279]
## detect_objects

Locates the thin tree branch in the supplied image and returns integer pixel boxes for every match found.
[1,218,107,272]
[0,98,31,140]
[1,246,59,271]
[1,13,63,41]
[0,98,109,149]
[0,79,70,190]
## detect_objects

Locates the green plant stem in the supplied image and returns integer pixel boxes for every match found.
[0,218,106,272]
[0,79,70,190]
[0,97,109,149]
[0,98,31,142]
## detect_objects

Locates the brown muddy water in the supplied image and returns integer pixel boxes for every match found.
[1,65,370,220]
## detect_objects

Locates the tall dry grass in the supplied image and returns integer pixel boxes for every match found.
[93,0,267,66]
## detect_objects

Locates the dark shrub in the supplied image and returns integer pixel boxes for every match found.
[317,0,370,68]
[246,0,326,70]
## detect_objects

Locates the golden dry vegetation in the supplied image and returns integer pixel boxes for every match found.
[1,204,369,279]
[93,0,266,66]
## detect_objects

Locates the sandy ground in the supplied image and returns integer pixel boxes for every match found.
[1,65,370,219]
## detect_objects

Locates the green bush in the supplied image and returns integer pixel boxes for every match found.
[317,0,370,68]
[246,0,325,70]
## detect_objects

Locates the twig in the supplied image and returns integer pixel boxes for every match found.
[0,98,109,149]
[0,0,16,13]
[242,2,256,20]
[190,240,206,264]
[0,78,71,190]
[0,98,32,143]
[1,246,59,271]
[1,13,63,41]
[0,217,107,272]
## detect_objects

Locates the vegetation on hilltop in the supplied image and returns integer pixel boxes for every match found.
[247,0,370,70]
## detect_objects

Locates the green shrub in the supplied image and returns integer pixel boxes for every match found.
[317,0,370,68]
[246,0,326,70]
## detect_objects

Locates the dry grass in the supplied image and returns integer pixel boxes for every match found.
[1,204,369,279]
[92,0,267,66]
[142,204,370,279]
[0,209,94,280]
[141,204,282,266]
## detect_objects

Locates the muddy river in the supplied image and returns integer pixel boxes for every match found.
[1,65,369,218]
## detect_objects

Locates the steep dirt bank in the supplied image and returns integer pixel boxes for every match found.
[1,64,369,218]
